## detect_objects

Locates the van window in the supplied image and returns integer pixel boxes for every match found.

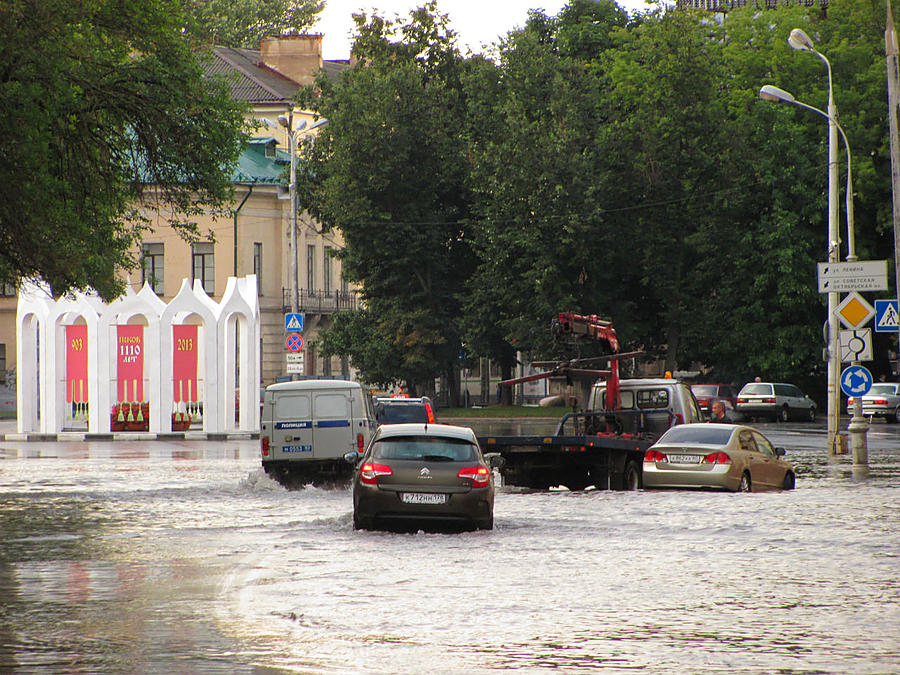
[315,393,350,419]
[275,394,310,419]
[595,388,634,409]
[636,389,669,409]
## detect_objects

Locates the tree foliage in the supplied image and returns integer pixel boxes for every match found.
[300,2,477,395]
[304,0,897,391]
[182,0,324,48]
[0,0,248,299]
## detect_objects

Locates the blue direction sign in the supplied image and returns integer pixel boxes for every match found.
[874,300,899,333]
[286,334,304,352]
[840,365,873,397]
[285,313,304,332]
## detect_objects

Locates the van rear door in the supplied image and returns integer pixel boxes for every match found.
[273,392,313,458]
[312,390,353,459]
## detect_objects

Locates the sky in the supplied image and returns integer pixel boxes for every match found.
[310,0,659,60]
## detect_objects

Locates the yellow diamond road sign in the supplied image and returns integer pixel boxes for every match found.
[836,292,875,329]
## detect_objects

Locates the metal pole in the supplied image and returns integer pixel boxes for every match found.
[826,67,842,458]
[887,1,900,380]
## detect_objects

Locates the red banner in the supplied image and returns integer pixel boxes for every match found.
[66,325,88,403]
[173,325,198,402]
[117,325,144,402]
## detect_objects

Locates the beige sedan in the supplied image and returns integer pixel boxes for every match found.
[643,423,795,492]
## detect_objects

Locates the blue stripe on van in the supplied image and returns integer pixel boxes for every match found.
[316,419,351,428]
[275,421,312,430]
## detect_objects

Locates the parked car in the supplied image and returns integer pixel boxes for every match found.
[846,382,900,423]
[643,423,795,492]
[345,423,502,531]
[690,383,739,419]
[735,382,817,423]
[374,395,436,425]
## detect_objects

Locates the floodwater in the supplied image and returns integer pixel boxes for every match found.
[1,421,898,674]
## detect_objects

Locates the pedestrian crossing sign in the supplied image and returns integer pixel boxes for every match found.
[284,313,304,332]
[874,300,899,333]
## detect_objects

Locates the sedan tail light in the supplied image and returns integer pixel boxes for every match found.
[870,398,888,405]
[261,436,269,457]
[360,462,393,485]
[458,466,490,488]
[847,397,855,406]
[702,452,732,465]
[644,449,668,463]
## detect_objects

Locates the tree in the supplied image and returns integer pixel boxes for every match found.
[182,0,324,48]
[299,3,478,399]
[0,0,248,299]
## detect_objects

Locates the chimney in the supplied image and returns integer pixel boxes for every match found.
[259,34,323,86]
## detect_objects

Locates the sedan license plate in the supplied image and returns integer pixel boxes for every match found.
[400,492,447,505]
[668,454,702,464]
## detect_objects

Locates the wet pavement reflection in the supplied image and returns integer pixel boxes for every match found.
[0,419,898,673]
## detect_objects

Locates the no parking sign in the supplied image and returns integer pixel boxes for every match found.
[286,334,303,352]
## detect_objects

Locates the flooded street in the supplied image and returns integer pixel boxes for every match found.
[1,420,898,673]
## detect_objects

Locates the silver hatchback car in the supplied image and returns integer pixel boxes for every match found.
[846,382,900,423]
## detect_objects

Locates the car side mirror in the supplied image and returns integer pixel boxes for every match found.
[343,451,362,465]
[485,453,506,469]
[775,447,786,457]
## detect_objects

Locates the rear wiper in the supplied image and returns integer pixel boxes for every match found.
[421,454,454,462]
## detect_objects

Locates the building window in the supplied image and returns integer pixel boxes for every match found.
[323,247,332,293]
[192,242,215,295]
[141,243,165,295]
[0,281,17,297]
[307,244,316,291]
[253,242,263,294]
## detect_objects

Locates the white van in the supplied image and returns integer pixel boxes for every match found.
[588,378,704,438]
[261,379,376,487]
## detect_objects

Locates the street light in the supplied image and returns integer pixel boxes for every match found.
[759,81,869,472]
[785,28,841,458]
[276,114,329,317]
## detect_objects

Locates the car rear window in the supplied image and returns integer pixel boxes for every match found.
[868,384,897,396]
[741,383,773,396]
[372,436,477,461]
[657,425,733,446]
[377,402,430,423]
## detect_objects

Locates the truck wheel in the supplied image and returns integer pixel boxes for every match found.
[622,461,641,491]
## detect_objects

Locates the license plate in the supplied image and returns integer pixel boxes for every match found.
[400,492,447,505]
[282,445,312,453]
[668,454,701,464]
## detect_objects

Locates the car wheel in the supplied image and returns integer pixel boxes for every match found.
[738,472,751,493]
[782,471,796,490]
[808,407,817,423]
[778,406,790,423]
[622,461,641,491]
[893,407,900,424]
[477,516,494,530]
[352,511,365,530]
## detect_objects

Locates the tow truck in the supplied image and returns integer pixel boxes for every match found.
[477,313,698,491]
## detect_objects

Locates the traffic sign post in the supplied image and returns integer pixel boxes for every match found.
[817,260,888,293]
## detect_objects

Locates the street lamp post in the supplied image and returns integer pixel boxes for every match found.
[786,29,843,459]
[759,83,869,472]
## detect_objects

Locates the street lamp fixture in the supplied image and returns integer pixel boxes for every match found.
[781,28,842,460]
[760,74,868,473]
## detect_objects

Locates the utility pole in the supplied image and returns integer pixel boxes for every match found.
[887,0,900,378]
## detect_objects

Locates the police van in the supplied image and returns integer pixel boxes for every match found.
[261,379,376,487]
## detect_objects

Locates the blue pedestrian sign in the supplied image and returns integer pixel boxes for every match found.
[285,313,304,332]
[874,300,899,333]
[840,365,873,397]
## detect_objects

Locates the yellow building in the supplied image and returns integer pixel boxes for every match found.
[0,34,358,391]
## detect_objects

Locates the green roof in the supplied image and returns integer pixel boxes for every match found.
[231,138,289,184]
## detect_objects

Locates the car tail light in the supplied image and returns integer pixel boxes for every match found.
[357,433,365,452]
[703,452,732,465]
[847,397,855,406]
[261,436,269,457]
[736,397,747,404]
[673,413,684,425]
[425,401,436,424]
[870,398,888,405]
[458,466,490,488]
[644,449,668,463]
[762,397,776,404]
[360,462,392,485]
